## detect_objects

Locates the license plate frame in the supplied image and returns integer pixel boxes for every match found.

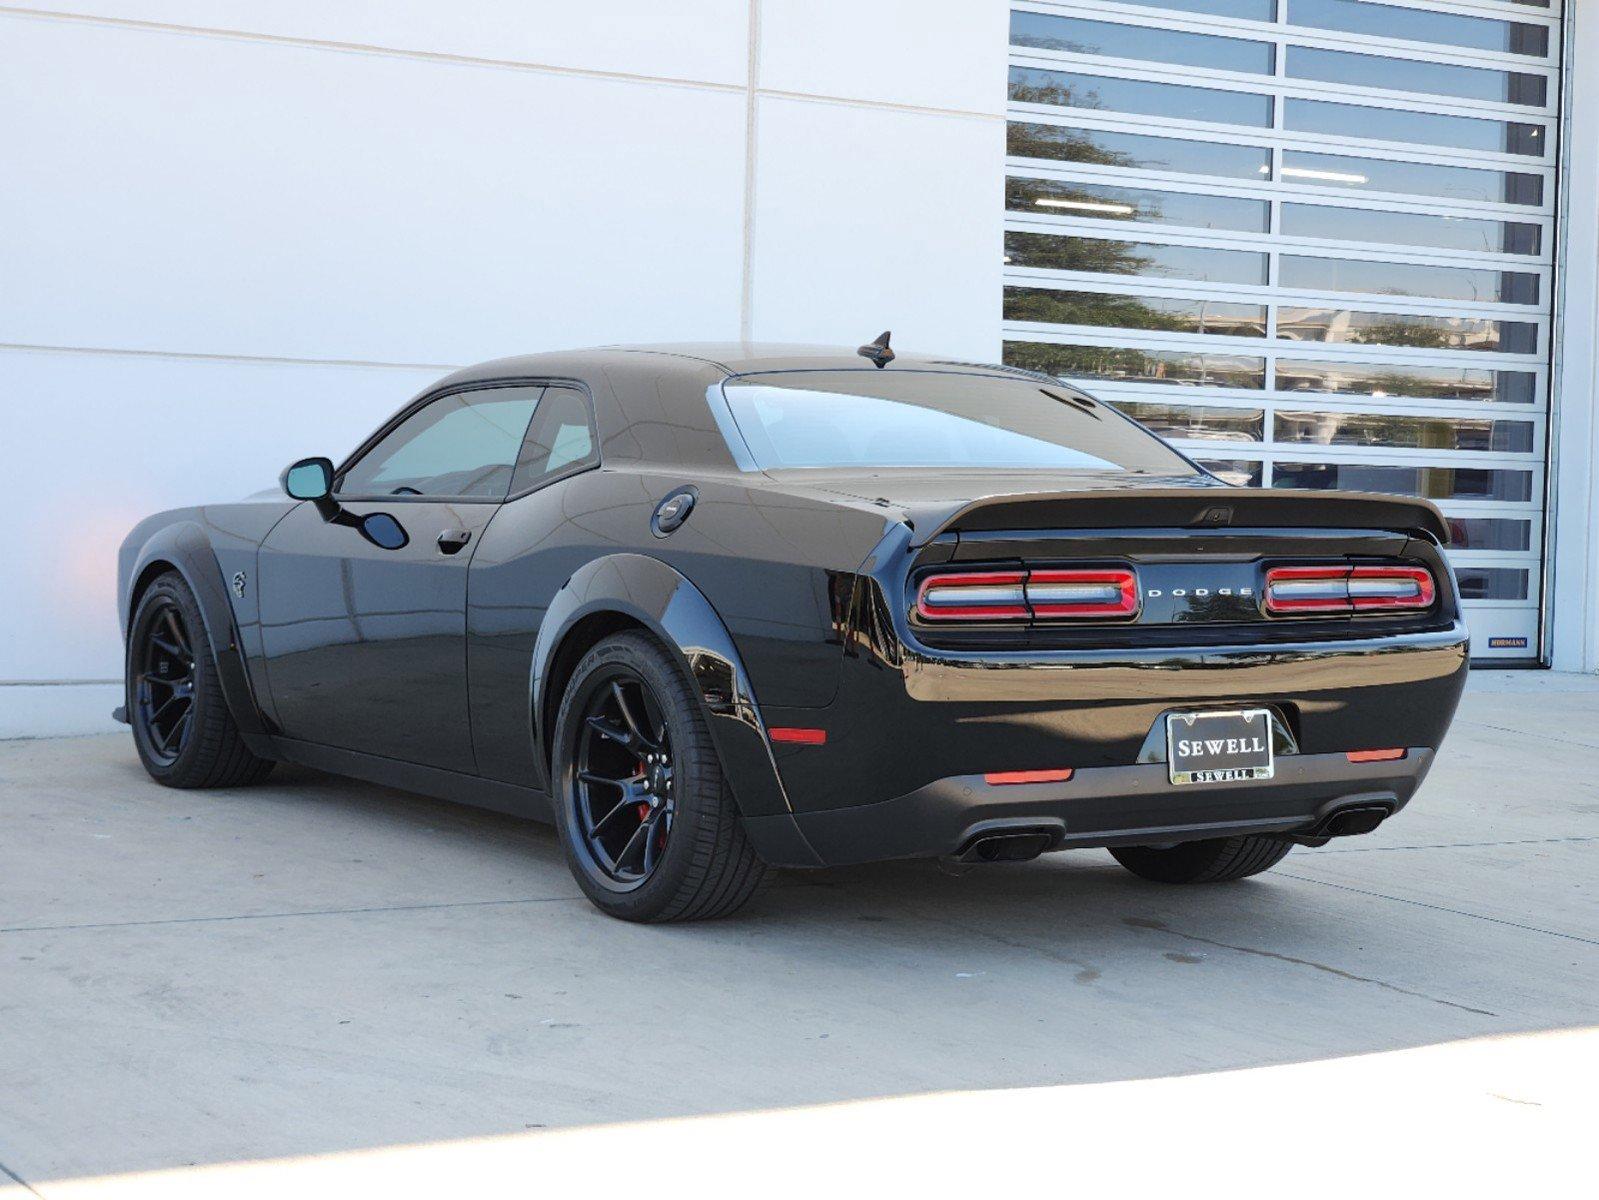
[1166,708,1274,786]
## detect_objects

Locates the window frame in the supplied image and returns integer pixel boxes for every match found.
[333,378,602,504]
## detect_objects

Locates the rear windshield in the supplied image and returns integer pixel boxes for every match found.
[718,370,1196,474]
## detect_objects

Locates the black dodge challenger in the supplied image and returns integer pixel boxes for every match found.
[117,341,1468,921]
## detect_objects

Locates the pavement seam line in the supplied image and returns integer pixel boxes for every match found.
[0,894,583,936]
[1318,835,1599,854]
[1278,873,1599,947]
[0,1156,44,1199]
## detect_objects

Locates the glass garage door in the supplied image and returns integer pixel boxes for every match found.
[1003,0,1561,661]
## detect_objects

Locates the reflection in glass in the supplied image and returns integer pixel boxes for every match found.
[1279,255,1538,306]
[1198,459,1264,487]
[1010,12,1275,75]
[1454,567,1529,601]
[1280,149,1542,206]
[1009,176,1269,233]
[1285,98,1545,156]
[1276,307,1538,354]
[1289,0,1549,58]
[1004,232,1268,285]
[1004,287,1266,337]
[1115,0,1277,20]
[1281,202,1541,255]
[1271,462,1532,501]
[1289,47,1546,107]
[1446,517,1531,552]
[1114,402,1265,442]
[1005,340,1267,388]
[1274,359,1536,404]
[1273,411,1535,453]
[1008,122,1271,180]
[1009,66,1273,128]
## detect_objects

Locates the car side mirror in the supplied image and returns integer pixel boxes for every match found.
[281,456,334,501]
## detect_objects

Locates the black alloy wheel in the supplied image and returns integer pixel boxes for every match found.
[134,598,198,766]
[551,631,766,922]
[125,571,275,789]
[573,672,676,886]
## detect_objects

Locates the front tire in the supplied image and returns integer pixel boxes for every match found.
[550,631,765,922]
[127,571,275,789]
[1110,835,1291,884]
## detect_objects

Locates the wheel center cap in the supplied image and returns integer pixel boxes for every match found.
[646,762,670,794]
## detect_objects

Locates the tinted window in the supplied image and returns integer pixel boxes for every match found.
[1006,341,1267,389]
[510,386,598,493]
[1288,46,1546,107]
[1004,287,1266,337]
[1279,255,1539,305]
[1008,176,1269,233]
[1280,149,1543,206]
[1004,232,1268,285]
[719,372,1195,474]
[1280,202,1541,255]
[1011,12,1275,74]
[1010,66,1273,128]
[1284,98,1545,156]
[1008,122,1271,181]
[1289,0,1549,58]
[339,387,540,499]
[1274,359,1537,404]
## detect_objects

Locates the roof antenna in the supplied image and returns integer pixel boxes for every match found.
[857,330,895,369]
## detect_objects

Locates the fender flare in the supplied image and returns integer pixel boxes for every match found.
[530,553,824,866]
[123,522,275,753]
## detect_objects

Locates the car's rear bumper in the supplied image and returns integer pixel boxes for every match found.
[758,748,1431,867]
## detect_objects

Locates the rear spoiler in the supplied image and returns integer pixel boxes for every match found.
[911,488,1451,547]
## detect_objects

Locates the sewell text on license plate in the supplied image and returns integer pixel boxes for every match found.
[1166,708,1274,786]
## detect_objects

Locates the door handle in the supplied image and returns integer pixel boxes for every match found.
[437,529,472,555]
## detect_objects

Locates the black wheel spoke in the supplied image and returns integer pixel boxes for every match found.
[162,610,192,660]
[610,681,660,752]
[149,635,184,659]
[569,667,676,887]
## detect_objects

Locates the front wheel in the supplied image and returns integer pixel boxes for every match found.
[126,571,275,788]
[550,631,766,922]
[1110,835,1291,884]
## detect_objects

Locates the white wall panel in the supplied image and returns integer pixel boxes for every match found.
[760,0,1007,114]
[8,1,750,87]
[749,96,1003,359]
[2,349,446,683]
[0,15,746,363]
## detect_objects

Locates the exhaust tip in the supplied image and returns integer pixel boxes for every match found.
[956,830,1055,864]
[1319,804,1391,838]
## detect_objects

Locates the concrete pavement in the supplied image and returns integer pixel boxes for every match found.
[1,672,1595,1196]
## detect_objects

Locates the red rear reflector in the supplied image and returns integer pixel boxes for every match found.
[769,727,827,745]
[1265,564,1436,616]
[916,567,1138,622]
[1347,748,1406,763]
[984,768,1074,785]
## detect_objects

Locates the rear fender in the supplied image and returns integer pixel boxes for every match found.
[531,553,824,865]
[123,522,274,752]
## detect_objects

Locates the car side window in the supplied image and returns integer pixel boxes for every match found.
[338,386,543,499]
[510,386,599,494]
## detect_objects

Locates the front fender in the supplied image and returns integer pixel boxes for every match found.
[531,553,824,867]
[122,521,274,751]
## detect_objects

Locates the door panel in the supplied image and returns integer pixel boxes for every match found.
[258,500,498,771]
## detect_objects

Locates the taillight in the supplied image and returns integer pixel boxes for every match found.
[1264,564,1436,617]
[915,567,1139,622]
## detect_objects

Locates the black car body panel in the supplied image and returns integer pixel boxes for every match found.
[117,344,1469,869]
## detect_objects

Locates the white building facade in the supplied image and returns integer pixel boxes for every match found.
[3,0,1598,736]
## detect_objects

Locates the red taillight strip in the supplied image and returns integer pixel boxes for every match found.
[1349,566,1435,611]
[985,768,1074,785]
[1263,565,1352,614]
[1027,569,1139,618]
[915,571,1029,621]
[1347,748,1406,763]
[769,727,827,745]
[915,567,1139,622]
[1264,564,1436,617]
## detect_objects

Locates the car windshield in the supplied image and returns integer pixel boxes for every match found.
[718,370,1196,474]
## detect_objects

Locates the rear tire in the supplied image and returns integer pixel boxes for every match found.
[1110,835,1291,884]
[127,571,275,789]
[551,631,766,922]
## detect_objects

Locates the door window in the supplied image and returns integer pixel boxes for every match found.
[339,387,542,499]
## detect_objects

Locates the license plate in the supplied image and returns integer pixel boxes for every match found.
[1166,709,1274,786]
